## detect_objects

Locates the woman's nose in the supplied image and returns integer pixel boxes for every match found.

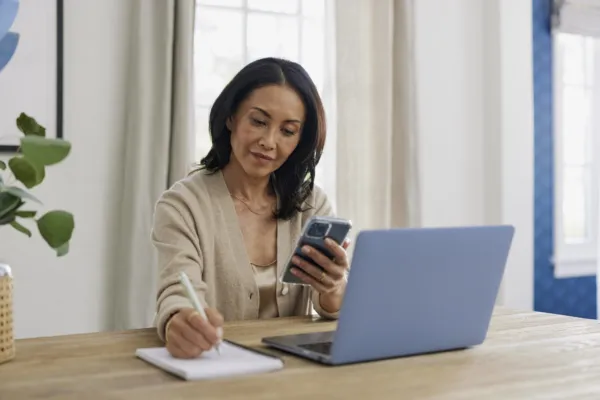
[260,128,277,149]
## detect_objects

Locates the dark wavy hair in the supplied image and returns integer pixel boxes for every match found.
[199,57,327,220]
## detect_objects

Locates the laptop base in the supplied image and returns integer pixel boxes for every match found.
[262,331,335,365]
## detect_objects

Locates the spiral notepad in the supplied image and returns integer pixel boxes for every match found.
[136,340,284,380]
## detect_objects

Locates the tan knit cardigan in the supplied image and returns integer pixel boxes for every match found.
[151,169,339,341]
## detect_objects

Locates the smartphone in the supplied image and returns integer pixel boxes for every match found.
[280,216,353,285]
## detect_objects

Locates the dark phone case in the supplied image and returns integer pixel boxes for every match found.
[281,218,352,285]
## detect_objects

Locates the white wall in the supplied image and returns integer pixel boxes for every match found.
[413,0,534,310]
[414,0,485,227]
[0,0,130,339]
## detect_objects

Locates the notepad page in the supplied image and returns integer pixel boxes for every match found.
[136,341,284,381]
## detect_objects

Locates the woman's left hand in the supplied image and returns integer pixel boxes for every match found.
[291,237,350,295]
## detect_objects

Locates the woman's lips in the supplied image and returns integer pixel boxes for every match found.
[250,151,274,162]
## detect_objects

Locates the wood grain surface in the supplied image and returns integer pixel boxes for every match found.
[2,307,600,399]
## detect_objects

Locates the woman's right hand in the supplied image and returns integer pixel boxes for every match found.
[165,307,224,358]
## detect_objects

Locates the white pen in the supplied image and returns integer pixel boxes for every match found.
[178,271,223,355]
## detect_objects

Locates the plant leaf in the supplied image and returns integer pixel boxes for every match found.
[0,160,5,170]
[15,210,36,218]
[21,136,71,166]
[16,113,46,137]
[3,186,41,204]
[55,241,69,257]
[37,210,75,249]
[0,214,15,225]
[0,192,21,220]
[10,220,32,237]
[32,161,45,183]
[8,156,41,188]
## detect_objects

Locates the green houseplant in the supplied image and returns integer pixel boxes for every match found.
[0,112,74,255]
[0,112,75,364]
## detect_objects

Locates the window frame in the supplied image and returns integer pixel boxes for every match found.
[552,31,600,278]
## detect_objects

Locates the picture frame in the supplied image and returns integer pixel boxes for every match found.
[0,0,64,153]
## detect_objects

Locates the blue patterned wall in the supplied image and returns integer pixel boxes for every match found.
[533,0,597,319]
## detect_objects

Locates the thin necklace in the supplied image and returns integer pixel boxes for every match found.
[230,194,272,216]
[250,259,277,268]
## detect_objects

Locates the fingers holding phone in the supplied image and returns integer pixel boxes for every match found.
[291,237,350,294]
[281,216,352,286]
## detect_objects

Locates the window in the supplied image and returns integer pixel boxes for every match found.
[193,0,337,207]
[552,32,600,277]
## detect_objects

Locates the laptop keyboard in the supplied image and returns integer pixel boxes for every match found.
[299,341,332,355]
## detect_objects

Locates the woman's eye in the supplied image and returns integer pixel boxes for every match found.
[251,118,266,126]
[283,129,296,136]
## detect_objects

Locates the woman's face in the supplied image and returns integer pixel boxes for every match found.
[227,84,305,179]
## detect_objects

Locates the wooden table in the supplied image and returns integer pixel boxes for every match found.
[3,307,600,399]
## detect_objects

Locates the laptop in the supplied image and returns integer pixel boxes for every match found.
[262,225,515,365]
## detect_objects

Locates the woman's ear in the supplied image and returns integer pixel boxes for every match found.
[226,116,233,131]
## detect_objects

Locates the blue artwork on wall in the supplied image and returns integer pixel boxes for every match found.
[532,0,597,319]
[0,0,19,73]
[0,0,64,152]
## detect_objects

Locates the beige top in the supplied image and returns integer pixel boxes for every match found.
[151,169,339,341]
[250,261,279,319]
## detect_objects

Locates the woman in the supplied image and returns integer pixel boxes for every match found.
[152,57,350,359]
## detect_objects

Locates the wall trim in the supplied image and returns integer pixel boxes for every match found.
[485,0,535,310]
[553,256,597,278]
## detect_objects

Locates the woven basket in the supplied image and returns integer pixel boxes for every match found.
[0,264,15,364]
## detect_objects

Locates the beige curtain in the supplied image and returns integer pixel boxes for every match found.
[110,0,196,330]
[334,0,421,245]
